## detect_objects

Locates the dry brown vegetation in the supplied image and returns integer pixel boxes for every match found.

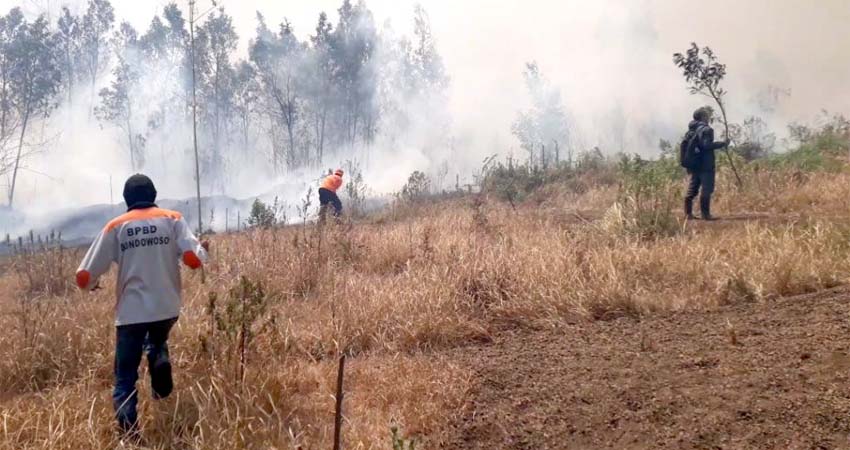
[2,140,850,448]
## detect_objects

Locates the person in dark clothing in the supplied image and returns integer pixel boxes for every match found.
[684,106,729,220]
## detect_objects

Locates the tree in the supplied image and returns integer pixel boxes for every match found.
[232,61,259,154]
[96,22,145,171]
[54,7,81,105]
[411,4,447,93]
[407,4,450,154]
[366,5,448,161]
[80,0,115,112]
[673,43,742,188]
[307,12,335,164]
[0,9,25,178]
[0,0,467,207]
[511,62,570,167]
[138,4,191,174]
[250,15,306,171]
[7,12,61,207]
[96,58,145,171]
[330,0,378,147]
[195,8,238,188]
[139,4,190,86]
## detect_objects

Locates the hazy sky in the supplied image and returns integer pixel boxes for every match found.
[15,0,850,139]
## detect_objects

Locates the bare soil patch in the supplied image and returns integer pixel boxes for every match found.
[442,287,850,449]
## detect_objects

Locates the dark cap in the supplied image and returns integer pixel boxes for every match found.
[123,174,157,211]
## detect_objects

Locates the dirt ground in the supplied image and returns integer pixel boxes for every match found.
[441,286,850,450]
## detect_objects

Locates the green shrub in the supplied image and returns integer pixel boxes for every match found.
[481,157,587,204]
[575,147,606,172]
[765,115,850,172]
[611,154,682,240]
[762,135,847,172]
[205,276,277,382]
[247,198,280,228]
[481,162,546,204]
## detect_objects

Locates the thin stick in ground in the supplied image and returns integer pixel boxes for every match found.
[333,354,346,450]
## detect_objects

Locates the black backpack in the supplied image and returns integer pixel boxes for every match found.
[679,126,703,170]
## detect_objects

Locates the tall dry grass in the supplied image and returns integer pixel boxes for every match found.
[714,169,850,217]
[0,165,850,448]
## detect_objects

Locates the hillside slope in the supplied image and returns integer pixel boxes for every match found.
[2,129,850,449]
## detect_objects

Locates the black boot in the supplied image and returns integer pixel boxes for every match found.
[684,197,696,220]
[150,349,173,400]
[700,196,715,221]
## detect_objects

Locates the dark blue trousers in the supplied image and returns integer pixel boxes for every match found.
[684,170,716,217]
[319,188,343,217]
[114,317,177,433]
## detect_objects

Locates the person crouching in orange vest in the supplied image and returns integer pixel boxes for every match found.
[319,169,344,220]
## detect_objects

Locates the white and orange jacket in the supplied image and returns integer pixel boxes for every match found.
[76,207,207,326]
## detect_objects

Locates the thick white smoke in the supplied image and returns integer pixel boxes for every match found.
[3,0,849,239]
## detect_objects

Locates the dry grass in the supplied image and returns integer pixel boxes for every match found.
[714,167,850,216]
[1,165,850,448]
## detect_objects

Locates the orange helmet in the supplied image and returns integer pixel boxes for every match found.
[334,169,344,177]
